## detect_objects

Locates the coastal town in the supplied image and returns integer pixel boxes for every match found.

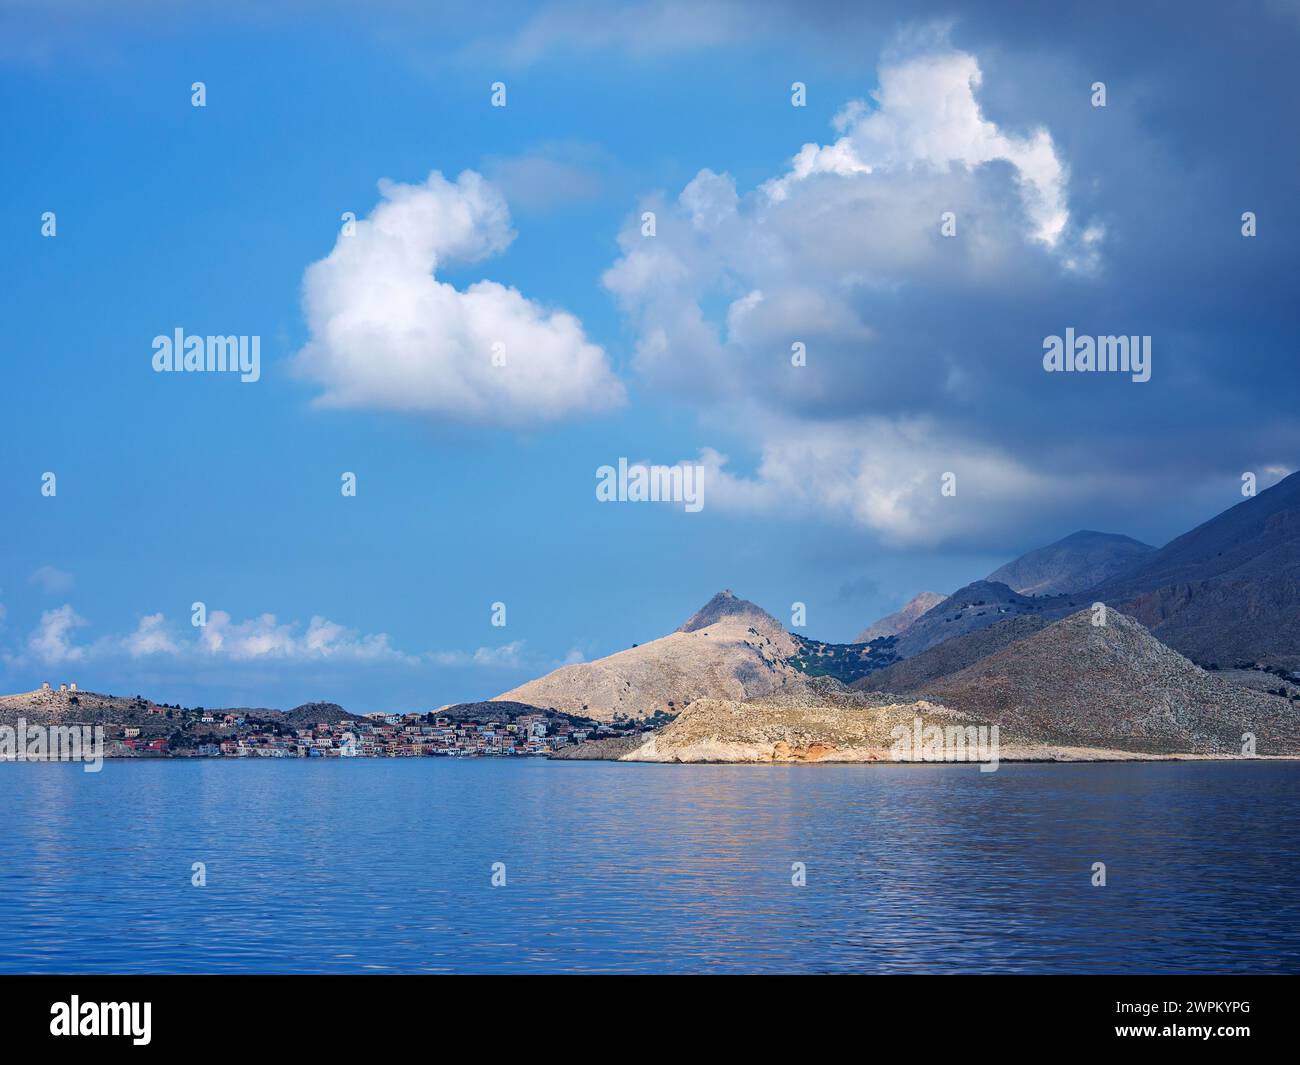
[1,681,655,760]
[162,710,637,759]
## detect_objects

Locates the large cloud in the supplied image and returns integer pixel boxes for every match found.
[295,169,625,427]
[600,40,1130,544]
[604,43,1095,410]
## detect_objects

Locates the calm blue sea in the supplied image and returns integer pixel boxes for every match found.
[0,759,1296,974]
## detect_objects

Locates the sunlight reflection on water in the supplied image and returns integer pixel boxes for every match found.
[0,759,1295,973]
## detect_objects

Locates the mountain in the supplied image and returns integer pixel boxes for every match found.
[507,476,1300,741]
[857,531,1166,668]
[558,636,1300,761]
[869,477,1300,671]
[854,613,1050,695]
[491,590,806,721]
[920,608,1300,754]
[854,591,947,642]
[1086,471,1300,669]
[889,580,1059,658]
[986,530,1155,595]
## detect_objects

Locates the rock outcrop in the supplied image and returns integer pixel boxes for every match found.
[616,683,977,763]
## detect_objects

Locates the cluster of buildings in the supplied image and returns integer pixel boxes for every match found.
[145,711,633,758]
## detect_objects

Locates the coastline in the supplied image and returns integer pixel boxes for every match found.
[4,750,1299,766]
[549,733,1300,765]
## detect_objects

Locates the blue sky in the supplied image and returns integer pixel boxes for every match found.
[1,1,1297,712]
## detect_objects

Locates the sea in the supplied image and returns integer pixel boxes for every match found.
[1,759,1296,974]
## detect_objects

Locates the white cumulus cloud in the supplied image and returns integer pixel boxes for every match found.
[603,40,1094,405]
[27,605,88,664]
[764,50,1069,247]
[125,613,181,658]
[198,611,415,664]
[295,169,625,427]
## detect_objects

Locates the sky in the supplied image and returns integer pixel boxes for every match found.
[1,0,1297,712]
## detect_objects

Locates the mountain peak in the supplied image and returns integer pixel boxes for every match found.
[493,590,801,721]
[854,591,948,643]
[678,590,784,634]
[1059,529,1149,545]
[986,530,1155,596]
[952,579,1022,600]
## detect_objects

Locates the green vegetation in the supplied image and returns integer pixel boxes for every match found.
[788,635,900,684]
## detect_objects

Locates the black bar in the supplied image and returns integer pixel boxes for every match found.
[0,974,1288,1052]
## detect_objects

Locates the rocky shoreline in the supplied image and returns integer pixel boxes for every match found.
[550,735,1300,765]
